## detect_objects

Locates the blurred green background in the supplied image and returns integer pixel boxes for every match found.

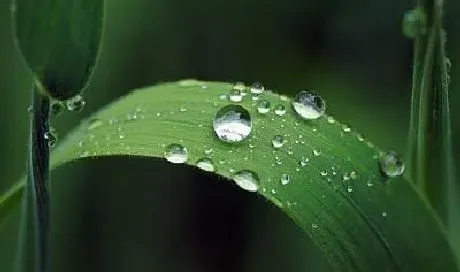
[0,0,459,271]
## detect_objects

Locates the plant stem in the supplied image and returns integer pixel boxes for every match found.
[16,84,51,272]
[407,0,453,223]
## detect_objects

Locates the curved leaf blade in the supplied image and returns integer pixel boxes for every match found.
[1,80,459,271]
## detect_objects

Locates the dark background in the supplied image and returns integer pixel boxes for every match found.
[0,0,459,271]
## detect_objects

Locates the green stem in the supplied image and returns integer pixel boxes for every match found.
[407,0,453,223]
[16,85,51,272]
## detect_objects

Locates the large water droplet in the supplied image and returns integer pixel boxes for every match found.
[233,170,259,192]
[272,135,284,148]
[50,101,64,116]
[213,105,252,143]
[232,81,246,91]
[250,82,264,94]
[164,143,188,164]
[274,104,286,116]
[66,95,86,112]
[257,100,271,114]
[196,157,215,172]
[44,128,57,148]
[229,89,243,102]
[292,90,325,120]
[379,151,404,177]
[280,173,290,185]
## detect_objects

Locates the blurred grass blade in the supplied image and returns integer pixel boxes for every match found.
[12,0,105,100]
[405,0,456,232]
[1,80,459,271]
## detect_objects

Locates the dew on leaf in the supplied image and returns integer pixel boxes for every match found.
[50,101,65,116]
[196,157,215,172]
[44,128,57,148]
[274,104,286,116]
[281,173,290,185]
[233,170,259,192]
[164,143,188,164]
[272,135,284,148]
[313,149,321,156]
[379,151,405,177]
[250,82,264,94]
[292,90,326,120]
[229,89,243,102]
[257,100,271,114]
[232,81,246,91]
[342,125,351,133]
[66,95,86,112]
[213,104,252,143]
[299,157,309,166]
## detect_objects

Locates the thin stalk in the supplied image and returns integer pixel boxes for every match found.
[407,0,454,224]
[16,84,51,272]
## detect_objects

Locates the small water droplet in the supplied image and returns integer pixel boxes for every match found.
[379,151,405,177]
[313,149,321,156]
[50,101,65,116]
[382,212,388,217]
[347,185,353,193]
[196,157,215,172]
[66,95,86,112]
[326,116,336,124]
[257,100,271,114]
[366,180,374,187]
[342,173,350,181]
[342,125,351,133]
[164,143,188,164]
[311,224,319,229]
[320,171,328,176]
[219,94,229,101]
[357,134,365,142]
[213,105,252,143]
[204,147,213,155]
[229,89,243,102]
[250,82,264,94]
[300,157,309,166]
[232,81,246,91]
[87,118,103,130]
[233,170,259,192]
[272,135,284,148]
[349,171,358,180]
[292,90,326,120]
[44,128,57,148]
[251,94,260,101]
[274,104,286,116]
[281,173,290,185]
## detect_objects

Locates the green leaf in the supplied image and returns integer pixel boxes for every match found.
[12,0,105,100]
[1,80,459,271]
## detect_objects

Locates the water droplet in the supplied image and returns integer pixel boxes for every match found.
[320,171,328,176]
[357,134,365,142]
[233,170,259,192]
[232,81,246,91]
[219,94,229,101]
[250,82,264,94]
[229,89,243,102]
[292,90,326,120]
[311,224,319,229]
[257,100,271,114]
[402,8,427,39]
[326,116,336,124]
[342,173,350,181]
[196,157,215,172]
[272,135,284,148]
[50,101,65,116]
[342,125,351,133]
[366,180,374,187]
[281,173,290,185]
[379,151,405,177]
[313,149,321,156]
[87,118,103,130]
[44,128,57,148]
[213,105,252,143]
[347,185,353,193]
[274,104,286,116]
[204,147,213,155]
[349,171,358,180]
[66,95,86,112]
[164,143,188,164]
[299,157,309,166]
[382,212,388,217]
[251,94,260,101]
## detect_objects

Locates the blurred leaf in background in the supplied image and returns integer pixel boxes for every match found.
[0,0,459,271]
